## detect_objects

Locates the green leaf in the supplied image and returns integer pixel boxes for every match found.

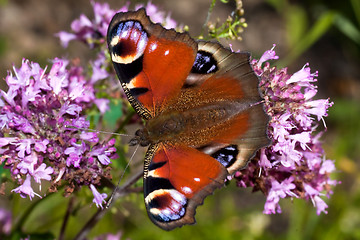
[0,163,4,176]
[103,100,123,129]
[350,0,360,26]
[328,99,360,160]
[265,0,287,12]
[280,11,336,66]
[333,14,360,45]
[285,5,308,47]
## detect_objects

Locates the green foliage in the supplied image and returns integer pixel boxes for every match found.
[328,99,360,160]
[333,14,360,44]
[201,0,247,41]
[103,100,124,130]
[280,11,336,66]
[266,0,360,66]
[207,14,247,41]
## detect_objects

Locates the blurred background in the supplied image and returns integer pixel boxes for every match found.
[0,0,359,239]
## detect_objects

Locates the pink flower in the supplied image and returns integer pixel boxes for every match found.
[263,177,296,214]
[94,99,110,114]
[34,139,49,153]
[90,184,107,209]
[11,174,41,200]
[33,163,54,183]
[256,44,279,67]
[17,152,37,174]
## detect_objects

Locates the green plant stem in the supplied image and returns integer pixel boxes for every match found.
[11,191,55,234]
[59,196,75,240]
[201,0,217,37]
[73,169,143,240]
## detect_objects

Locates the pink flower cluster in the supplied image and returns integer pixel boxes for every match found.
[0,58,117,205]
[235,45,336,215]
[57,1,177,49]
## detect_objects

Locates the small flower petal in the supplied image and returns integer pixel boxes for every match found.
[11,174,41,200]
[90,184,107,209]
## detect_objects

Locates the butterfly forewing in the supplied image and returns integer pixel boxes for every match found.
[107,9,197,119]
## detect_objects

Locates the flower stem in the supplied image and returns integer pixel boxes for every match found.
[59,196,75,240]
[201,0,217,37]
[11,192,55,233]
[73,169,143,240]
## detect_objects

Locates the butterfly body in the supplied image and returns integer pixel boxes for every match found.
[107,9,270,230]
[138,84,252,147]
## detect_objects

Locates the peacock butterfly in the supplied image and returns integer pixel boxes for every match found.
[107,9,270,230]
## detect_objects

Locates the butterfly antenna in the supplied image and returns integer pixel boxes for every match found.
[106,144,140,208]
[65,125,131,137]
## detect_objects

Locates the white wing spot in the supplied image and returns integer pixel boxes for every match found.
[121,30,128,38]
[150,42,157,51]
[110,36,120,47]
[181,186,192,194]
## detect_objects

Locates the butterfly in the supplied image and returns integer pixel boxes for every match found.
[107,9,270,230]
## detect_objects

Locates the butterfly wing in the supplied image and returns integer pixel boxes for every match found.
[107,9,197,119]
[143,143,228,230]
[108,9,270,231]
[186,42,270,174]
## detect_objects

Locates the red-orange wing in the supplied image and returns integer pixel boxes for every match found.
[107,9,197,119]
[185,42,270,174]
[143,143,227,230]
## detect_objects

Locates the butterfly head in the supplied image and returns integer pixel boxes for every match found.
[129,129,151,147]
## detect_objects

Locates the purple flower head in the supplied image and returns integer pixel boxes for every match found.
[234,45,337,215]
[57,1,178,48]
[135,1,177,29]
[1,59,117,200]
[56,1,115,48]
[90,52,109,84]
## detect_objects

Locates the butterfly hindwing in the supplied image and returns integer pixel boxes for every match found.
[144,143,227,230]
[107,9,197,119]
